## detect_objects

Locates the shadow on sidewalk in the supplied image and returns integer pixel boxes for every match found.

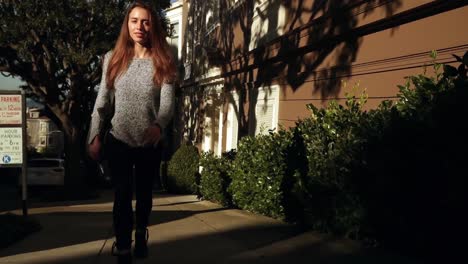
[0,189,421,264]
[0,207,226,258]
[13,189,187,211]
[0,224,418,264]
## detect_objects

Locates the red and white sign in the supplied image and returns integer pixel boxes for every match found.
[0,95,22,124]
[0,127,23,165]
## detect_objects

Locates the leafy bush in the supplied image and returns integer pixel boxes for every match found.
[228,130,294,220]
[189,51,465,261]
[166,144,200,194]
[293,86,370,237]
[360,51,468,259]
[166,51,466,261]
[199,150,236,206]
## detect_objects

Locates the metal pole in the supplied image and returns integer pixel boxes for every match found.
[21,90,28,217]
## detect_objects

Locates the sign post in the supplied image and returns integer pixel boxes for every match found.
[0,90,28,216]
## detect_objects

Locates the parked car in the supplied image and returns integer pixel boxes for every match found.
[26,158,65,186]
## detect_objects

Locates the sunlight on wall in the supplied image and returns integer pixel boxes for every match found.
[249,0,286,51]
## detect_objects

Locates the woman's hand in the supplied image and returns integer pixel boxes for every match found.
[88,136,101,161]
[143,124,161,145]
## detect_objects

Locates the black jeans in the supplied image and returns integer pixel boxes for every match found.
[107,133,161,250]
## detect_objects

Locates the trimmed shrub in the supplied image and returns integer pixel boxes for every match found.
[360,52,468,259]
[294,88,370,238]
[167,144,200,194]
[199,150,236,206]
[228,130,294,220]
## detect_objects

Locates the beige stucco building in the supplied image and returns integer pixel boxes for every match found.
[173,0,468,155]
[26,108,64,156]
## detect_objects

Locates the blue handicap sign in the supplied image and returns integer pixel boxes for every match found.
[2,155,11,164]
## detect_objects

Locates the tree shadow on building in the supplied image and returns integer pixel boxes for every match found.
[179,0,402,142]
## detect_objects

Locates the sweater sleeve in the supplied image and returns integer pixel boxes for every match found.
[87,51,113,145]
[155,82,175,132]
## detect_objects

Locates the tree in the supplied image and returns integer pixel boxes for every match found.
[0,0,171,188]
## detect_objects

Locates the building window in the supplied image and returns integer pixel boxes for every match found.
[39,136,47,146]
[229,0,243,11]
[226,92,239,151]
[169,22,179,60]
[202,97,221,155]
[47,136,54,146]
[171,22,179,37]
[30,111,40,118]
[249,0,286,51]
[202,85,224,155]
[40,122,47,133]
[252,85,279,136]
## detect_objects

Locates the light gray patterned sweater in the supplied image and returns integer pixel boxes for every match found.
[88,51,174,147]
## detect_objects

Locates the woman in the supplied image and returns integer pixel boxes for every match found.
[88,1,175,263]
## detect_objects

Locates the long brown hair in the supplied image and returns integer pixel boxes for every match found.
[106,1,176,89]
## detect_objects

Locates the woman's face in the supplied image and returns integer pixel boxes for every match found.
[128,7,151,45]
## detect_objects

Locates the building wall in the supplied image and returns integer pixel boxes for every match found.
[27,118,64,156]
[278,0,468,127]
[166,0,184,61]
[180,0,468,153]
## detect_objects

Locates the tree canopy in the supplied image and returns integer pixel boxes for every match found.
[0,0,172,185]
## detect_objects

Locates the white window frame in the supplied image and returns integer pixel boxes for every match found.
[249,0,287,51]
[226,91,239,151]
[201,84,224,156]
[253,85,280,136]
[39,136,47,147]
[40,122,48,133]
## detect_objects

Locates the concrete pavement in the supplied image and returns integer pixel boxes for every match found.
[0,190,420,264]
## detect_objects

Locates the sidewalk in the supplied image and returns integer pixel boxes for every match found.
[0,190,419,264]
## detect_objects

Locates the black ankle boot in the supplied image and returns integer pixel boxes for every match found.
[111,242,132,264]
[134,228,149,258]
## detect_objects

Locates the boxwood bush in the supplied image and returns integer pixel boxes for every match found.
[164,51,466,262]
[199,150,236,206]
[359,51,468,259]
[294,89,371,238]
[228,130,295,220]
[166,144,200,194]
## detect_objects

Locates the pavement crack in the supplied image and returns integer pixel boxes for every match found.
[93,225,114,264]
[192,213,221,232]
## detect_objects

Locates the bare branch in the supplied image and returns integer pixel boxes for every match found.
[29,29,41,43]
[28,83,47,99]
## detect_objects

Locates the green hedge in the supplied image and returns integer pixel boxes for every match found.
[167,144,200,194]
[358,52,468,258]
[199,150,235,206]
[170,51,467,261]
[293,90,370,237]
[228,130,295,220]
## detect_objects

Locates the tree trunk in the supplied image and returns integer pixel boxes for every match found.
[63,126,83,188]
[49,104,86,190]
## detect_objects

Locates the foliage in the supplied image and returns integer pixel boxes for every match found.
[167,144,200,194]
[228,130,294,220]
[199,150,236,207]
[293,83,370,237]
[360,51,468,258]
[395,50,454,118]
[288,52,467,253]
[169,51,466,260]
[0,0,171,185]
[163,50,468,262]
